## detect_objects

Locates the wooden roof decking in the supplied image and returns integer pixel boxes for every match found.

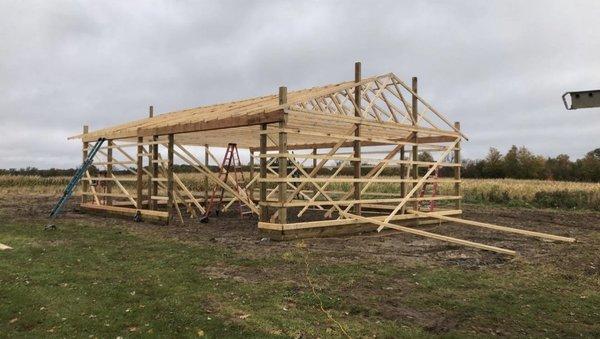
[71,73,465,148]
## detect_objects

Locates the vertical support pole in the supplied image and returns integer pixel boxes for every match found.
[411,77,419,223]
[150,136,158,210]
[312,147,318,198]
[259,124,268,222]
[353,61,362,215]
[204,144,209,205]
[136,136,144,209]
[81,125,89,204]
[249,150,255,201]
[167,134,175,223]
[278,86,288,225]
[147,106,154,209]
[399,145,405,213]
[454,121,462,211]
[106,139,113,206]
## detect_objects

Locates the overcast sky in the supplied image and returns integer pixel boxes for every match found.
[1,0,599,169]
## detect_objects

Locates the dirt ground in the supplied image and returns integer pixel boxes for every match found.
[4,194,597,275]
[2,194,599,336]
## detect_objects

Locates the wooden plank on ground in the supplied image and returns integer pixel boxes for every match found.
[80,203,168,222]
[0,243,12,250]
[340,211,517,256]
[408,210,576,243]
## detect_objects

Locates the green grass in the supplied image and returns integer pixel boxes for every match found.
[1,218,599,337]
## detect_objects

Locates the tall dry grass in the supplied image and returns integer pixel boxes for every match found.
[1,175,598,210]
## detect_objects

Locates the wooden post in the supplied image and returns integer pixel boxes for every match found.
[147,106,154,209]
[167,134,174,223]
[411,77,419,223]
[312,148,318,198]
[454,121,462,211]
[150,136,158,210]
[204,144,209,205]
[278,86,288,225]
[136,136,144,209]
[249,150,255,201]
[399,145,405,213]
[106,139,113,206]
[259,124,268,222]
[82,125,89,204]
[353,62,362,215]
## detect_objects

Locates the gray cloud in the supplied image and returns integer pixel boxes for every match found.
[1,0,599,168]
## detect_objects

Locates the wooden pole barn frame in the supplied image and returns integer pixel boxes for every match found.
[70,63,575,255]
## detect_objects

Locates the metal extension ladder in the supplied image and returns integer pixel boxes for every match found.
[46,138,106,228]
[199,143,250,222]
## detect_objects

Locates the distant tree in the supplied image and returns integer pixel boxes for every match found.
[481,147,505,178]
[516,146,545,179]
[578,148,600,182]
[504,145,519,178]
[462,159,484,178]
[545,154,573,181]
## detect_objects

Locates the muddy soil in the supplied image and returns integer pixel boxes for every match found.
[3,194,597,271]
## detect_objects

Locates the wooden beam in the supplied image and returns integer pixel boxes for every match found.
[147,106,154,209]
[80,203,168,223]
[342,211,517,256]
[150,135,159,210]
[278,86,288,225]
[249,135,458,152]
[136,136,144,209]
[323,142,404,218]
[249,150,255,201]
[167,134,174,224]
[409,210,576,243]
[137,110,285,137]
[400,145,405,214]
[172,143,259,214]
[354,61,362,215]
[411,77,419,224]
[106,139,113,206]
[454,122,461,211]
[260,209,462,231]
[379,139,459,229]
[204,144,209,208]
[260,124,268,222]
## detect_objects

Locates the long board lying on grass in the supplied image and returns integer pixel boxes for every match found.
[80,203,168,223]
[339,210,576,256]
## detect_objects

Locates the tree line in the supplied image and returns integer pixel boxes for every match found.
[461,146,600,182]
[1,146,599,182]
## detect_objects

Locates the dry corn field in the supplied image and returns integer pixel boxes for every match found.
[1,174,599,210]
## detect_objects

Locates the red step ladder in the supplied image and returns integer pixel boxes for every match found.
[200,143,250,222]
[418,166,440,212]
